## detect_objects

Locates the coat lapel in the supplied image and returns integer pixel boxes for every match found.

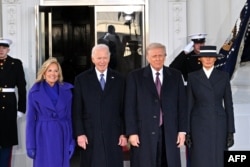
[55,84,72,111]
[104,69,116,93]
[88,68,104,92]
[161,67,173,97]
[143,65,159,97]
[208,69,223,87]
[33,83,55,110]
[195,69,213,90]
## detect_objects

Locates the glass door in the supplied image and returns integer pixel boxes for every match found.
[95,5,145,77]
[35,6,94,84]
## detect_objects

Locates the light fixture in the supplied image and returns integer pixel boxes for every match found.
[124,15,133,21]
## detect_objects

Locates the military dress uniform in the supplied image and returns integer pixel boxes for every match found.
[170,33,207,82]
[0,38,26,167]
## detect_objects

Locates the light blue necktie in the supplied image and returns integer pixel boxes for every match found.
[100,74,105,90]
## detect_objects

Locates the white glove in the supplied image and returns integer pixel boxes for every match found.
[17,111,24,119]
[183,41,194,54]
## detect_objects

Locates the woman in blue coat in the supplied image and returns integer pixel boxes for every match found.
[187,46,235,167]
[26,57,75,167]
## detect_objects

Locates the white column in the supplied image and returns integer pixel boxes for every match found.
[0,2,2,35]
[167,0,187,65]
[186,0,205,35]
[149,0,188,65]
[1,0,38,166]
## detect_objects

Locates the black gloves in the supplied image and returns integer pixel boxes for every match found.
[184,133,234,149]
[227,132,234,148]
[185,133,192,148]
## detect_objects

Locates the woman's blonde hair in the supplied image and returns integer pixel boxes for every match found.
[36,57,63,83]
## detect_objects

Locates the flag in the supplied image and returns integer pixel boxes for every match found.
[240,20,250,62]
[215,0,250,79]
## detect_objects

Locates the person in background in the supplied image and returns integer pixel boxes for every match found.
[123,40,142,75]
[72,44,127,167]
[170,33,207,83]
[186,45,235,167]
[125,42,187,167]
[98,25,123,71]
[26,57,75,167]
[0,38,26,167]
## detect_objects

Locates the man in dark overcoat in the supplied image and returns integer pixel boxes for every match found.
[0,38,26,167]
[72,44,127,167]
[125,43,187,167]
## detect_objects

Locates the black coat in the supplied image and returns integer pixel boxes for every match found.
[72,68,125,167]
[170,50,202,81]
[187,69,235,167]
[125,65,187,167]
[0,56,26,147]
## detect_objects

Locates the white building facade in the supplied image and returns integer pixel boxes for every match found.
[0,0,249,166]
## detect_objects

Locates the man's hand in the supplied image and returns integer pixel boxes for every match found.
[77,135,88,150]
[176,132,186,148]
[128,134,140,147]
[118,135,128,147]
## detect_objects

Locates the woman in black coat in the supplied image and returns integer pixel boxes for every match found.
[186,45,235,167]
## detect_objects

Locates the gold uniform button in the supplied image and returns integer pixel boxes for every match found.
[2,106,5,109]
[3,95,6,98]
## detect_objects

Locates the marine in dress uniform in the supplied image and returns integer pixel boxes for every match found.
[0,38,26,167]
[170,33,207,83]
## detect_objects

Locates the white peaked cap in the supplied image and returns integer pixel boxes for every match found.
[188,33,207,40]
[0,38,13,47]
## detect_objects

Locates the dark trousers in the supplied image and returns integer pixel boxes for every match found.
[186,147,191,167]
[0,147,12,167]
[156,126,168,167]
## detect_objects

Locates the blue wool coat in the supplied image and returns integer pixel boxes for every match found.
[26,81,75,167]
